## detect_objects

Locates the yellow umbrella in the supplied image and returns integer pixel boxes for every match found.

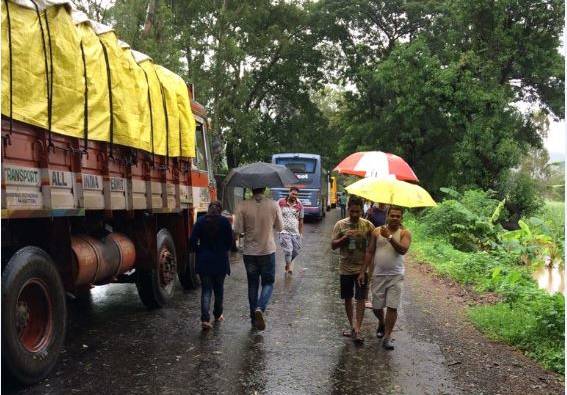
[346,177,436,208]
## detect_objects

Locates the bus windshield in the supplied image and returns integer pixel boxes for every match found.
[275,158,317,173]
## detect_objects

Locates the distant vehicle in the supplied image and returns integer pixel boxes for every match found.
[328,176,337,210]
[271,153,327,219]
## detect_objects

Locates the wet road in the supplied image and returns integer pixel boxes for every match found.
[6,210,460,394]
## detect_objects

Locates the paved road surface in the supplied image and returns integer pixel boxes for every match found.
[3,209,562,394]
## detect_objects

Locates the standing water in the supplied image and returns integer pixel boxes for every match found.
[532,258,565,295]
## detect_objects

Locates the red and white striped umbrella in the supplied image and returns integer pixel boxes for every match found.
[334,151,419,182]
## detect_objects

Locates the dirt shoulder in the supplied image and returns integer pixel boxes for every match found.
[405,255,564,395]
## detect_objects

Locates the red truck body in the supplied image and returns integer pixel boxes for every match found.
[1,99,216,385]
[1,1,220,384]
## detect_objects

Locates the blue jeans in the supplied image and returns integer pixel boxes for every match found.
[243,254,275,322]
[200,274,225,322]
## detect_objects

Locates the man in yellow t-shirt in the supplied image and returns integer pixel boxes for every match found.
[331,196,375,343]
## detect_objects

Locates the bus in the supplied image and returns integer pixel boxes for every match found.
[271,153,327,219]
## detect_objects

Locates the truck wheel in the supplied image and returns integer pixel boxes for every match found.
[178,252,199,290]
[136,229,177,308]
[2,247,67,385]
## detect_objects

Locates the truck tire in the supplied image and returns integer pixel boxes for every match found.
[136,229,177,308]
[178,252,199,290]
[2,247,67,385]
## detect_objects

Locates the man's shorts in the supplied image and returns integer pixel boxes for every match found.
[340,274,368,300]
[371,274,403,309]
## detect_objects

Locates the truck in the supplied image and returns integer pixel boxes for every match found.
[1,1,215,384]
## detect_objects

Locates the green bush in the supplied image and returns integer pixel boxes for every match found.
[460,189,500,218]
[536,201,565,263]
[408,217,503,285]
[469,293,565,373]
[420,188,501,251]
[407,214,565,374]
[499,171,544,223]
[533,293,565,340]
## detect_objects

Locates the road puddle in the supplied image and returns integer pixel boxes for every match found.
[532,264,565,295]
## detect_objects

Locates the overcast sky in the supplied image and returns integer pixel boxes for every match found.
[545,119,565,159]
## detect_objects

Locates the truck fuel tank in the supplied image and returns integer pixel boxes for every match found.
[71,233,136,287]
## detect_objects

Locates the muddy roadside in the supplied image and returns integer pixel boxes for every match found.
[404,256,565,394]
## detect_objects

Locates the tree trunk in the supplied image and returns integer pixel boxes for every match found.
[226,141,238,169]
[211,0,228,171]
[143,0,158,37]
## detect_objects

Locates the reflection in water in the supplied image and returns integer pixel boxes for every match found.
[237,332,266,394]
[533,264,565,295]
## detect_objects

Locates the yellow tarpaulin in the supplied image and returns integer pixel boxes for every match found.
[97,30,144,150]
[1,3,84,138]
[1,1,196,158]
[138,58,167,156]
[75,21,110,144]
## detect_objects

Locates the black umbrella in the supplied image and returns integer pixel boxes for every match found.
[223,162,299,189]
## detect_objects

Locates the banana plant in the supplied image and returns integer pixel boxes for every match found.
[499,219,553,265]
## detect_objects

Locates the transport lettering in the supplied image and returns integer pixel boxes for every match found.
[83,174,100,190]
[110,178,125,192]
[51,171,68,187]
[6,168,39,185]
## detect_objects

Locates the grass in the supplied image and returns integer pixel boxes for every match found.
[540,200,565,232]
[406,214,565,374]
[544,200,565,212]
[468,302,564,373]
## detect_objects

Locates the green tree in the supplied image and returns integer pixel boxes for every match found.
[109,0,183,73]
[70,0,112,23]
[169,1,334,169]
[326,0,563,202]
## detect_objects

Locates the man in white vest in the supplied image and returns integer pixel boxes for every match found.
[358,206,412,350]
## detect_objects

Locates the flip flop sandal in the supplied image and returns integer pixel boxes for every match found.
[376,324,385,338]
[342,328,355,337]
[201,321,213,330]
[353,332,365,344]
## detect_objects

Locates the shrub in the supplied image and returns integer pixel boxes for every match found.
[536,202,565,264]
[420,188,501,251]
[460,189,500,218]
[469,299,564,373]
[407,213,565,374]
[499,171,544,227]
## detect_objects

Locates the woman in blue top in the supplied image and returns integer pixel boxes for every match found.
[189,201,234,329]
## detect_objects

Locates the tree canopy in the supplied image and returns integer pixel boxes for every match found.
[72,0,564,202]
